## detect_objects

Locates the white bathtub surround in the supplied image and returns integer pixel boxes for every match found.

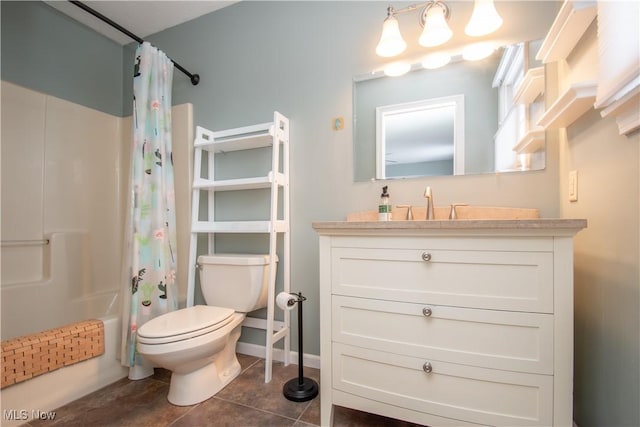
[120,43,179,377]
[0,233,127,426]
[1,80,129,424]
[1,81,194,415]
[1,233,119,339]
[0,82,122,315]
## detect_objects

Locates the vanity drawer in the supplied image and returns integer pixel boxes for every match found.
[331,247,554,312]
[332,295,553,374]
[332,343,553,427]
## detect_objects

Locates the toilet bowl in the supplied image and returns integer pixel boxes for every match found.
[136,254,276,406]
[137,305,244,405]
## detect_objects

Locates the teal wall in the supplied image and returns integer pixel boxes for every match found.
[1,1,124,116]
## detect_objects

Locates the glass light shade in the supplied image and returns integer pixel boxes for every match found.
[384,61,411,77]
[419,4,453,47]
[421,52,452,69]
[462,42,496,61]
[465,0,503,37]
[376,16,407,57]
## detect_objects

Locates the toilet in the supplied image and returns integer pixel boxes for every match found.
[136,253,276,406]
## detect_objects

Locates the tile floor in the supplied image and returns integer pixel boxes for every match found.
[23,354,423,427]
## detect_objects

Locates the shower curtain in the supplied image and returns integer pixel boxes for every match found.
[121,42,178,375]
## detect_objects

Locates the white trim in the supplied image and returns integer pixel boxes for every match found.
[236,342,321,370]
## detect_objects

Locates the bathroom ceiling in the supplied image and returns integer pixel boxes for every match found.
[45,1,239,45]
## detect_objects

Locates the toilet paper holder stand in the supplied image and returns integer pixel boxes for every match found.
[281,291,319,402]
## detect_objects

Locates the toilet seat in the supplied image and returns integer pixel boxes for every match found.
[137,305,235,345]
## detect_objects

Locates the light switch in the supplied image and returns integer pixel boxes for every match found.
[569,170,578,202]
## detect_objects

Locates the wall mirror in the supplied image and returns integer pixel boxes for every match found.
[353,1,560,182]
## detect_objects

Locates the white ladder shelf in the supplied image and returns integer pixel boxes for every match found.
[186,112,291,383]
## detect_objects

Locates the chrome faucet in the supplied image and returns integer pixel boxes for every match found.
[424,187,434,220]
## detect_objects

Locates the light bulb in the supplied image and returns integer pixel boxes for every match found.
[419,3,453,47]
[376,16,407,57]
[465,0,503,37]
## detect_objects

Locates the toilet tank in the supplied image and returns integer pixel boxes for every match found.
[197,254,278,313]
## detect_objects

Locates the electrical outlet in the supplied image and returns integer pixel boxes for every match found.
[569,170,578,202]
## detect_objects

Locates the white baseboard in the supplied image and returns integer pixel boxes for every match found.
[236,342,320,370]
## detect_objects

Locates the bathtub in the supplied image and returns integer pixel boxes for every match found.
[1,232,128,426]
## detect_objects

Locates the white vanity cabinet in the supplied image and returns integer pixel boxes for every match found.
[313,220,586,427]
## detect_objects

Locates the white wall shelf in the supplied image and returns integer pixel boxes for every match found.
[599,85,640,136]
[513,67,545,105]
[536,0,597,64]
[513,127,546,154]
[537,81,597,129]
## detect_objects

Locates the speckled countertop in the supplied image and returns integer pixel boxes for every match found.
[312,219,588,236]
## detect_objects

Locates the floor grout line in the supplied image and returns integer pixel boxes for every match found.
[211,396,304,425]
[166,401,202,427]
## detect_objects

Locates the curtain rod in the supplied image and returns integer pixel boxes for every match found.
[68,0,200,85]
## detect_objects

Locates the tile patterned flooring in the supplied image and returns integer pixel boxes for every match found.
[24,354,423,427]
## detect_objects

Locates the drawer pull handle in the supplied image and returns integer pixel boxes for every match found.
[422,307,432,317]
[422,362,433,373]
[421,252,432,261]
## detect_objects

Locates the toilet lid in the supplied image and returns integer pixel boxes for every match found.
[137,305,235,344]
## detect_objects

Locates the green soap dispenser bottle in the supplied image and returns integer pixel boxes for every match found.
[378,186,392,221]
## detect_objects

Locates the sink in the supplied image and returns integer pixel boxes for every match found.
[346,206,540,221]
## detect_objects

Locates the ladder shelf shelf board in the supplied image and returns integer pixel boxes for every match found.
[187,111,291,384]
[193,172,286,191]
[195,123,275,153]
[191,220,289,233]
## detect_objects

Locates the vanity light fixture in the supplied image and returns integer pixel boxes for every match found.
[375,0,503,57]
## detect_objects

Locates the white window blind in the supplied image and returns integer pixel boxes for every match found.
[594,0,640,108]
